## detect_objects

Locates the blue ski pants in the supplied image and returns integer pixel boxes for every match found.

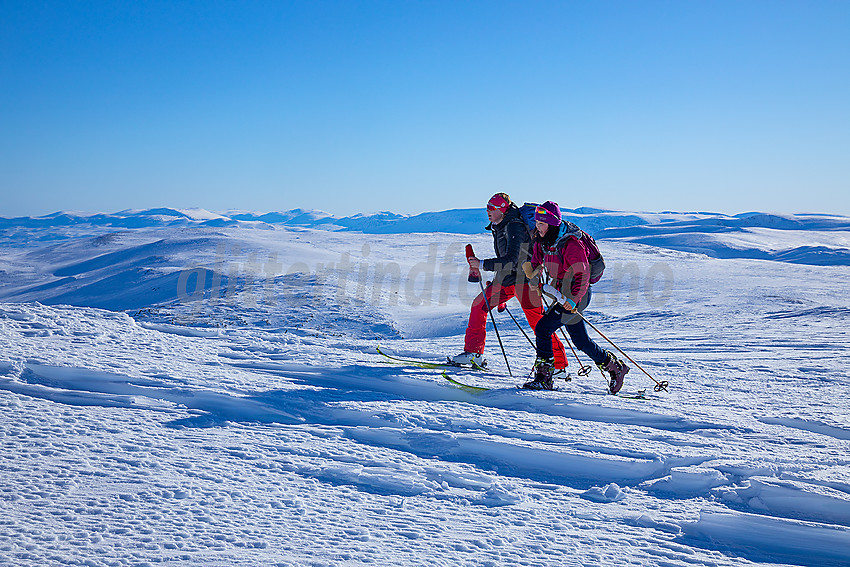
[534,288,607,365]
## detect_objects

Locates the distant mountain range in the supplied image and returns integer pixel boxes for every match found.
[3,206,849,234]
[3,206,850,265]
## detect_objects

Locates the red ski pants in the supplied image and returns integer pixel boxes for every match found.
[464,282,567,369]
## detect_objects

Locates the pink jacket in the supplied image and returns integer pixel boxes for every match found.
[531,235,590,304]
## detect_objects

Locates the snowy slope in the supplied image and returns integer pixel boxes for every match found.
[1,215,849,566]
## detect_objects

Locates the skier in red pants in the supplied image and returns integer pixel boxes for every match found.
[449,193,567,371]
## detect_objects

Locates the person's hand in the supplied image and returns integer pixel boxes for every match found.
[521,262,541,280]
[521,261,541,290]
[467,256,480,270]
[541,284,577,312]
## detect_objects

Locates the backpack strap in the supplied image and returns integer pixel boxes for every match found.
[551,221,583,252]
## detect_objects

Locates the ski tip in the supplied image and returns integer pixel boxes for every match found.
[442,370,490,393]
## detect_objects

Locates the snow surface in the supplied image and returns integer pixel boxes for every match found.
[1,208,849,566]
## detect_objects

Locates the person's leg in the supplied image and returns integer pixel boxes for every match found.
[534,308,563,360]
[565,320,607,365]
[524,307,563,390]
[517,283,567,368]
[463,283,513,354]
[559,289,628,393]
[522,308,568,369]
[567,318,629,393]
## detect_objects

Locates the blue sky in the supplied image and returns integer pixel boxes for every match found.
[2,1,849,217]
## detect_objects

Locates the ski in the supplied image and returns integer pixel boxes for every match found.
[442,370,649,399]
[611,390,649,400]
[443,373,491,393]
[376,346,488,372]
[442,370,559,392]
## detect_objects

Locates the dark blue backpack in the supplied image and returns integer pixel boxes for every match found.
[518,202,539,236]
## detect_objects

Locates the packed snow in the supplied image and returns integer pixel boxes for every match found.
[1,208,849,566]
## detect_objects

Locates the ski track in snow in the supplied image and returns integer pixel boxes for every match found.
[0,224,849,566]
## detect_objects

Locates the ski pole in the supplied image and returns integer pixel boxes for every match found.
[502,303,535,349]
[478,279,513,377]
[467,244,513,377]
[573,312,669,393]
[538,294,594,377]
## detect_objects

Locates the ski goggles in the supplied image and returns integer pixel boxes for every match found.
[487,194,509,212]
[534,204,561,226]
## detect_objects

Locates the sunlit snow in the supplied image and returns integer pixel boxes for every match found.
[1,208,849,566]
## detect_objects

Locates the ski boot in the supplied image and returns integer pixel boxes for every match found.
[522,357,555,390]
[448,351,486,369]
[598,350,629,394]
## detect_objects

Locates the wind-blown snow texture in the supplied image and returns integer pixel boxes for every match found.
[1,207,849,566]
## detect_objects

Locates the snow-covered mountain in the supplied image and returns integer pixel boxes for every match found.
[1,208,849,565]
[2,206,849,314]
[5,205,849,235]
[4,206,850,266]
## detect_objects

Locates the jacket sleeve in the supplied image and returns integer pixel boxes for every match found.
[530,240,543,268]
[482,220,526,274]
[560,238,590,303]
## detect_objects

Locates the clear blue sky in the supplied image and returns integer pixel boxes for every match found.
[2,0,849,217]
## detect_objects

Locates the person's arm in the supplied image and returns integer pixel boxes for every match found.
[560,238,590,304]
[482,221,525,273]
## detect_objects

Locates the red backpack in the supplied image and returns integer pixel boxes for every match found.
[579,231,605,284]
